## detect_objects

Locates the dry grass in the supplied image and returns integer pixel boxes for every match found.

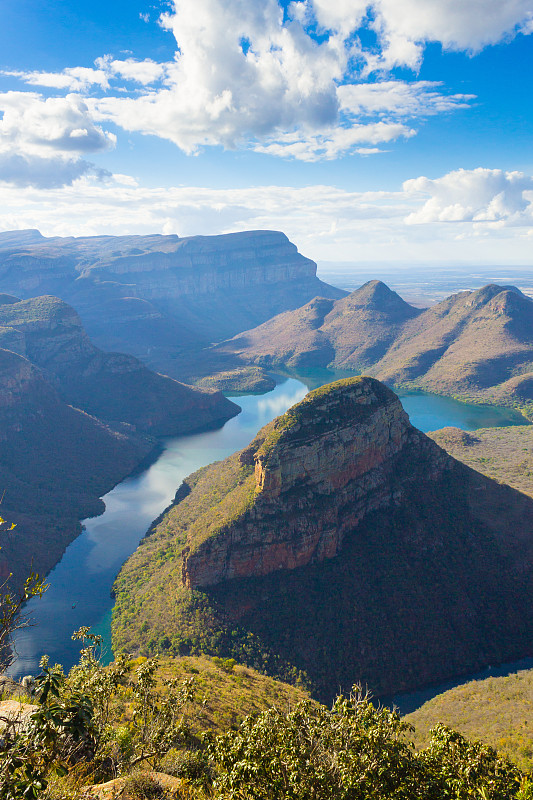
[404,668,533,772]
[428,425,533,498]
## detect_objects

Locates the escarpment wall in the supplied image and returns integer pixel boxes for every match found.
[182,378,453,588]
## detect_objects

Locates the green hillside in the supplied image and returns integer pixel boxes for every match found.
[405,669,533,772]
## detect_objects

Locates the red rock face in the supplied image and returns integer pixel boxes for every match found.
[182,378,452,589]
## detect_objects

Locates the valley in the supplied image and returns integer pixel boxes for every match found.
[1,228,532,796]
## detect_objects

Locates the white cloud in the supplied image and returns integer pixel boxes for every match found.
[0,92,115,187]
[338,81,473,116]
[95,56,167,85]
[404,168,533,226]
[0,167,531,263]
[371,0,533,68]
[2,67,109,92]
[254,121,415,161]
[0,0,531,177]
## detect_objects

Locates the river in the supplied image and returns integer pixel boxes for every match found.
[10,373,529,689]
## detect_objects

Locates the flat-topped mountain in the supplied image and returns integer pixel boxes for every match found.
[0,229,344,378]
[0,294,238,435]
[113,377,533,701]
[215,282,533,414]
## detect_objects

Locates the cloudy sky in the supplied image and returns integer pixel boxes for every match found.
[0,0,532,264]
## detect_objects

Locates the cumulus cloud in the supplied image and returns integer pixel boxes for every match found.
[1,0,532,169]
[0,166,531,263]
[404,168,533,226]
[0,92,115,187]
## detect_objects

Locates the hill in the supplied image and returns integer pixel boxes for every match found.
[0,229,345,381]
[0,296,239,594]
[112,377,533,702]
[214,282,533,414]
[0,348,152,593]
[404,668,533,772]
[0,294,238,436]
[428,425,533,498]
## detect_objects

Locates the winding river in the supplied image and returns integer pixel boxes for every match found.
[10,374,529,687]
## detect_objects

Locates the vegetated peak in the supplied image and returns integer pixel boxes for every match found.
[254,376,400,461]
[341,280,419,316]
[0,293,20,305]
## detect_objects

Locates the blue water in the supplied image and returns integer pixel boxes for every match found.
[10,374,529,680]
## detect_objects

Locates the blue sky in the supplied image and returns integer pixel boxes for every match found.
[0,0,532,264]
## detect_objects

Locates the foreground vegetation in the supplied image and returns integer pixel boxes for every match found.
[2,633,533,800]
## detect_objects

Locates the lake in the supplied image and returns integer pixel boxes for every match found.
[10,374,529,680]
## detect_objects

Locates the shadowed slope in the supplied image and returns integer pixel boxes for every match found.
[113,377,533,701]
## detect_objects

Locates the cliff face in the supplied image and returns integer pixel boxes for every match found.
[0,230,345,377]
[182,379,449,588]
[113,377,533,700]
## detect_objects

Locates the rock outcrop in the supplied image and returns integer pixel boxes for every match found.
[113,377,533,701]
[181,378,448,588]
[0,230,345,378]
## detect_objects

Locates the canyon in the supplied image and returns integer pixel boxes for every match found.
[113,377,533,701]
[0,229,344,380]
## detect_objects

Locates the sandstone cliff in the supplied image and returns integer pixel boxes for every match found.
[113,377,533,701]
[0,230,345,378]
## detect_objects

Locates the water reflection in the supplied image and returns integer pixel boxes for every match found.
[10,372,529,678]
[10,378,308,678]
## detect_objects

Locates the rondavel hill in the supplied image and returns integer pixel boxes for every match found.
[0,293,238,594]
[213,280,533,414]
[113,376,533,702]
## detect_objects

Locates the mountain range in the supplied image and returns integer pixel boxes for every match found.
[214,281,533,415]
[0,229,345,381]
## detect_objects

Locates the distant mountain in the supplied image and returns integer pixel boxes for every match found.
[0,294,238,436]
[0,229,345,379]
[215,282,533,414]
[113,377,533,701]
[0,295,239,594]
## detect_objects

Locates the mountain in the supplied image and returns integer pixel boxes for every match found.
[0,294,238,436]
[0,348,152,592]
[215,282,533,414]
[0,295,239,594]
[0,229,345,379]
[112,377,533,701]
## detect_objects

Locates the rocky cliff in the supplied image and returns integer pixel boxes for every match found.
[113,377,533,701]
[181,378,447,588]
[0,230,345,378]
